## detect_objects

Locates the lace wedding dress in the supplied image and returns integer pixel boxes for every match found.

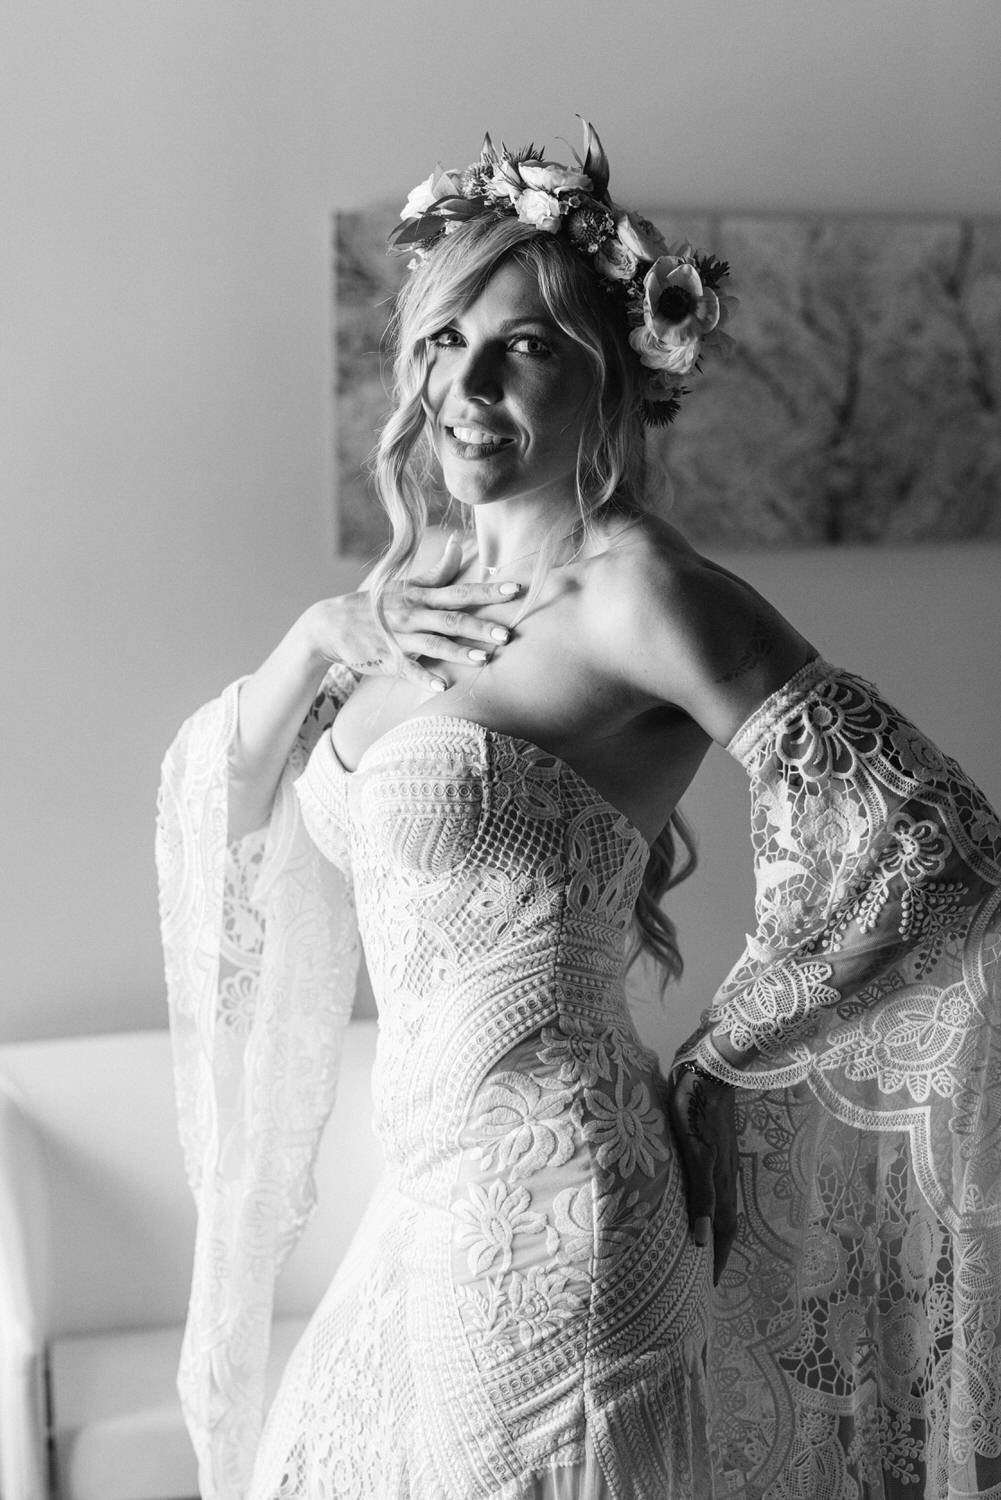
[157,658,1001,1499]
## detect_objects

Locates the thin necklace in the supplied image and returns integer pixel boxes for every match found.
[477,525,583,579]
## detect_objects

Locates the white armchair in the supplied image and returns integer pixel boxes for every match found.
[0,1019,380,1500]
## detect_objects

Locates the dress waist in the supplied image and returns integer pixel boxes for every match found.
[369,996,663,1209]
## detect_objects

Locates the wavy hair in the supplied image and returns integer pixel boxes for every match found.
[367,214,695,984]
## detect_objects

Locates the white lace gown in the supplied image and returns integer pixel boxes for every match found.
[242,713,713,1498]
[157,659,1001,1500]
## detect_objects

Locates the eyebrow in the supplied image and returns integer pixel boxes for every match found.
[492,315,559,332]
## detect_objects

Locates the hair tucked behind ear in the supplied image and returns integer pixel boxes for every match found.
[366,213,696,988]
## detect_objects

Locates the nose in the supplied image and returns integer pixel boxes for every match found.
[451,343,502,405]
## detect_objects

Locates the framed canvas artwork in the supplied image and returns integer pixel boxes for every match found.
[334,208,1001,559]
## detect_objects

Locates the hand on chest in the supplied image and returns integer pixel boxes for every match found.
[335,583,618,772]
[328,561,711,843]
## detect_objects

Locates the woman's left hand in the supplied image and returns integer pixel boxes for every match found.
[667,1066,739,1286]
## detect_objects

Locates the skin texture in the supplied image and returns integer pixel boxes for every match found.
[424,260,596,527]
[234,257,817,1278]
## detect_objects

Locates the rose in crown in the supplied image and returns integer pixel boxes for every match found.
[390,118,735,425]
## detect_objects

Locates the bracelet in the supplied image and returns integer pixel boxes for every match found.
[672,1060,732,1088]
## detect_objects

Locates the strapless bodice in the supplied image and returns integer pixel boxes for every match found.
[295,715,657,1201]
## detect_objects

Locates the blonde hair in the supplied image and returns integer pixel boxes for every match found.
[368,215,695,983]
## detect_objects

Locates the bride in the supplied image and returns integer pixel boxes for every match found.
[157,122,1001,1498]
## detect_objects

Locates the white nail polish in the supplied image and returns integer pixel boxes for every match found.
[499,582,519,596]
[491,627,510,643]
[468,649,488,663]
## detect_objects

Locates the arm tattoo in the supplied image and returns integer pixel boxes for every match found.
[686,1079,710,1145]
[715,609,778,684]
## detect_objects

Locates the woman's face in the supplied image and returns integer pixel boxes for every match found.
[424,258,595,514]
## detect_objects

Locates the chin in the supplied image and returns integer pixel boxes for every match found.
[440,470,511,507]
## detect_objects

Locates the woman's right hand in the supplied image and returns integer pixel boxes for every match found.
[303,533,521,694]
[228,534,520,838]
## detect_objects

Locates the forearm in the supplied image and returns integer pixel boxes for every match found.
[227,604,346,839]
[675,660,999,1093]
[705,923,905,1071]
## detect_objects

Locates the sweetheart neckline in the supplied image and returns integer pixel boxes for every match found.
[327,713,652,855]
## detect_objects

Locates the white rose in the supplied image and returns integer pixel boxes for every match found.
[400,167,463,220]
[401,173,438,220]
[628,325,700,374]
[518,161,593,195]
[516,189,563,233]
[616,211,668,263]
[488,159,524,201]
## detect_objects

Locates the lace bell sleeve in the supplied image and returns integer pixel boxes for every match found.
[155,662,361,1500]
[683,657,1001,1494]
[680,658,1001,1114]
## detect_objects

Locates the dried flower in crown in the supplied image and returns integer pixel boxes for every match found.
[389,118,736,426]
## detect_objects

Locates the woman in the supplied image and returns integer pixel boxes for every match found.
[158,124,1001,1499]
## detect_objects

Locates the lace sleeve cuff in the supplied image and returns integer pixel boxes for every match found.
[725,654,832,767]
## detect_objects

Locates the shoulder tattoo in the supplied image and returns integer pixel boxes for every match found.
[715,608,779,684]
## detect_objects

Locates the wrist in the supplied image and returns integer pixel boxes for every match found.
[294,599,347,674]
[674,1031,756,1088]
[706,1030,755,1070]
[672,1060,732,1089]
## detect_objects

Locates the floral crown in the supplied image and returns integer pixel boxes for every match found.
[389,118,735,426]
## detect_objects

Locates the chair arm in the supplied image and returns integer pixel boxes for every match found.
[0,1081,53,1500]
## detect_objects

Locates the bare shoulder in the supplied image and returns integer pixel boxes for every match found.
[589,512,816,744]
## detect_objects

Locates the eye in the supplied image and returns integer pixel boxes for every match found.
[510,334,552,357]
[427,328,464,350]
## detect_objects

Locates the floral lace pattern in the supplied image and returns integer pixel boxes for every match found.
[247,718,712,1498]
[159,660,1001,1498]
[678,659,1001,1498]
[156,664,361,1500]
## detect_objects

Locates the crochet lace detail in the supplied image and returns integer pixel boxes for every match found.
[157,665,361,1499]
[684,660,1001,1497]
[248,716,713,1498]
[159,662,1001,1498]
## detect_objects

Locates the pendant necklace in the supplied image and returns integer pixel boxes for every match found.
[477,525,583,580]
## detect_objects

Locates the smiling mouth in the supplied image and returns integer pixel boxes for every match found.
[446,426,515,456]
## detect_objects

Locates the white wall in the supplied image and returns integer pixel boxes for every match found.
[2,1,1000,1043]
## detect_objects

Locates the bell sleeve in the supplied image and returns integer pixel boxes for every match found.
[680,658,1001,1495]
[155,662,361,1500]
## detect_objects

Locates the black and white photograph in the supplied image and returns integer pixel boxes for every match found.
[3,5,1001,1498]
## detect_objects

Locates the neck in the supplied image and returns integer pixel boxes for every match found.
[470,499,584,575]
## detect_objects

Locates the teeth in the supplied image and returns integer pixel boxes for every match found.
[453,427,507,446]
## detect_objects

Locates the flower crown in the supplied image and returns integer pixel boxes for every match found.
[389,119,735,426]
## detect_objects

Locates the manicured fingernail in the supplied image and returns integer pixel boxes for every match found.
[430,676,447,692]
[499,581,520,595]
[468,648,488,663]
[694,1217,711,1246]
[490,626,510,643]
